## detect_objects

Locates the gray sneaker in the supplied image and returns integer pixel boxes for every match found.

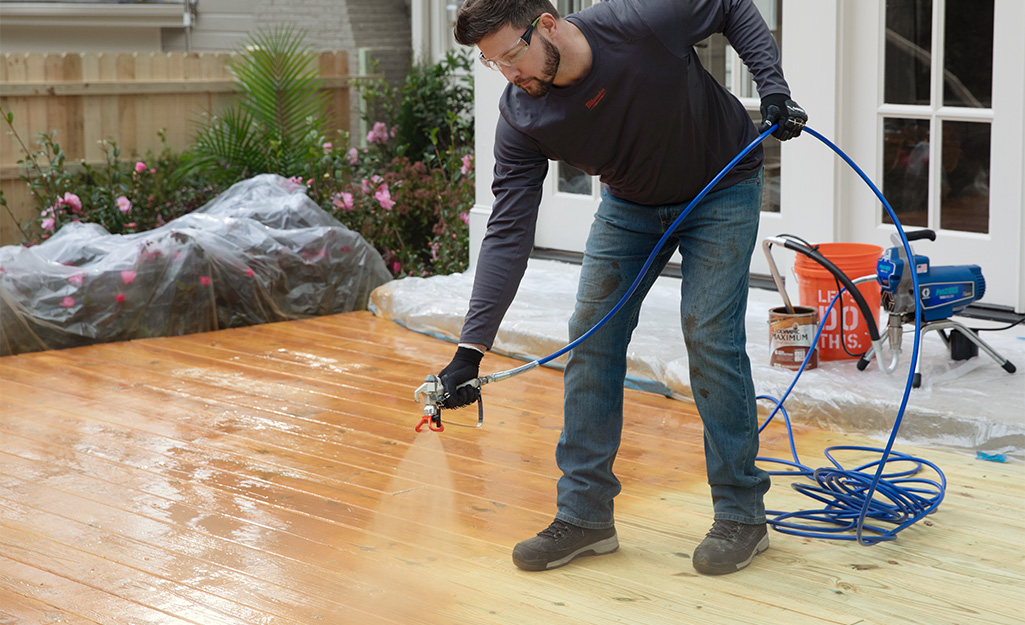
[512,519,619,571]
[692,520,769,575]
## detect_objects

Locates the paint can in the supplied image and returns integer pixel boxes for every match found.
[769,306,818,370]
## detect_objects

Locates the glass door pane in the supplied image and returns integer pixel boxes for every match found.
[558,1,588,16]
[942,0,994,107]
[939,121,990,232]
[558,163,591,194]
[884,0,932,105]
[882,117,930,226]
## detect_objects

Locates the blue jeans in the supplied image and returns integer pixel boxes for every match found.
[555,171,768,529]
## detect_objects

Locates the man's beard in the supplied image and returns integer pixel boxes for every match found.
[517,36,560,98]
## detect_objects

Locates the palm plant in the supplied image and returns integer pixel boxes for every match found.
[178,25,330,183]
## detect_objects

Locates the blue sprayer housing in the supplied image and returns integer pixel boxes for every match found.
[877,248,985,322]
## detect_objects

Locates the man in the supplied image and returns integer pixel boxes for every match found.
[438,0,806,575]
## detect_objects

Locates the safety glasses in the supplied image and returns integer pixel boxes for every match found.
[478,16,542,71]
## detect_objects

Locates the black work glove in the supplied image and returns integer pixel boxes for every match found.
[438,346,483,409]
[759,94,807,141]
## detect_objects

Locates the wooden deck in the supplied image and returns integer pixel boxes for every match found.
[1,311,1022,625]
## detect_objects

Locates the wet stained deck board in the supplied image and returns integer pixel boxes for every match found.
[1,311,1022,625]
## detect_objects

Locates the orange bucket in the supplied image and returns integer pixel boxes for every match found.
[794,243,882,361]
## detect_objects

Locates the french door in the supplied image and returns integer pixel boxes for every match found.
[843,0,1024,312]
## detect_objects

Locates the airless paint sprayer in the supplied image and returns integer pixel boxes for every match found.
[762,228,1015,387]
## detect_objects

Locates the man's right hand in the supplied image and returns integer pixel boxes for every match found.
[438,346,484,409]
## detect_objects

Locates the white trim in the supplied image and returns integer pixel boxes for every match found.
[0,2,186,28]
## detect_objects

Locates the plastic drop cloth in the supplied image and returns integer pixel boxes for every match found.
[0,174,392,356]
[370,258,1025,458]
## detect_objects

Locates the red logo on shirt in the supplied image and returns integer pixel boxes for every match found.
[585,88,606,110]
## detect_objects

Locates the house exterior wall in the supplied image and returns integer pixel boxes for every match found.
[162,0,412,133]
[0,2,185,53]
[0,0,413,144]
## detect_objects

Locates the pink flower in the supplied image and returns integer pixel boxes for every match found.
[322,142,333,154]
[390,260,401,274]
[459,212,470,226]
[200,276,211,286]
[60,296,75,308]
[374,185,395,211]
[366,121,391,144]
[60,192,82,214]
[41,217,56,232]
[121,270,136,284]
[116,196,132,214]
[461,154,473,176]
[332,192,355,211]
[67,274,84,286]
[115,293,126,303]
[347,148,359,165]
[135,161,148,173]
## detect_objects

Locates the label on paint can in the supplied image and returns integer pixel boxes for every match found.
[769,306,818,370]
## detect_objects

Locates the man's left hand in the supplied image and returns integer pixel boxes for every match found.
[759,94,807,141]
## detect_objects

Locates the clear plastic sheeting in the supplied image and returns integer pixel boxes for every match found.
[370,258,1024,458]
[1,174,392,356]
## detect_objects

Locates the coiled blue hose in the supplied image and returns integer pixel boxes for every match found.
[484,124,943,545]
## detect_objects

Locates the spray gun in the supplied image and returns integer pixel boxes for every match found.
[413,362,539,431]
[413,375,482,432]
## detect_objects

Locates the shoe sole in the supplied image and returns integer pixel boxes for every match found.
[513,535,619,571]
[692,533,769,576]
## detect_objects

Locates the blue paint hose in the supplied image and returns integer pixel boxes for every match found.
[472,124,942,544]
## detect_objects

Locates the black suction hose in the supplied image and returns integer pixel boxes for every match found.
[778,238,882,344]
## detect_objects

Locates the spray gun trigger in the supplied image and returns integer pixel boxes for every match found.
[414,375,446,432]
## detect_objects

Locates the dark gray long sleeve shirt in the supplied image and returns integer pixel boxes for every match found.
[461,0,791,349]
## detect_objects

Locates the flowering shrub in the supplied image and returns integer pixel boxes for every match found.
[330,153,473,277]
[1,44,476,280]
[0,113,224,242]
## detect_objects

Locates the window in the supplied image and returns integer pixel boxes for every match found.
[695,0,782,213]
[556,0,601,195]
[881,0,993,233]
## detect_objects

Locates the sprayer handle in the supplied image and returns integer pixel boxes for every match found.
[905,229,936,243]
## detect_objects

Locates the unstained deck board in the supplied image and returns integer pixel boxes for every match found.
[1,311,1022,625]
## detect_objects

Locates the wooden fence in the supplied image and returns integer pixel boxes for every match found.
[0,51,352,246]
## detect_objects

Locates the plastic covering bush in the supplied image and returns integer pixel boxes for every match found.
[0,174,393,356]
